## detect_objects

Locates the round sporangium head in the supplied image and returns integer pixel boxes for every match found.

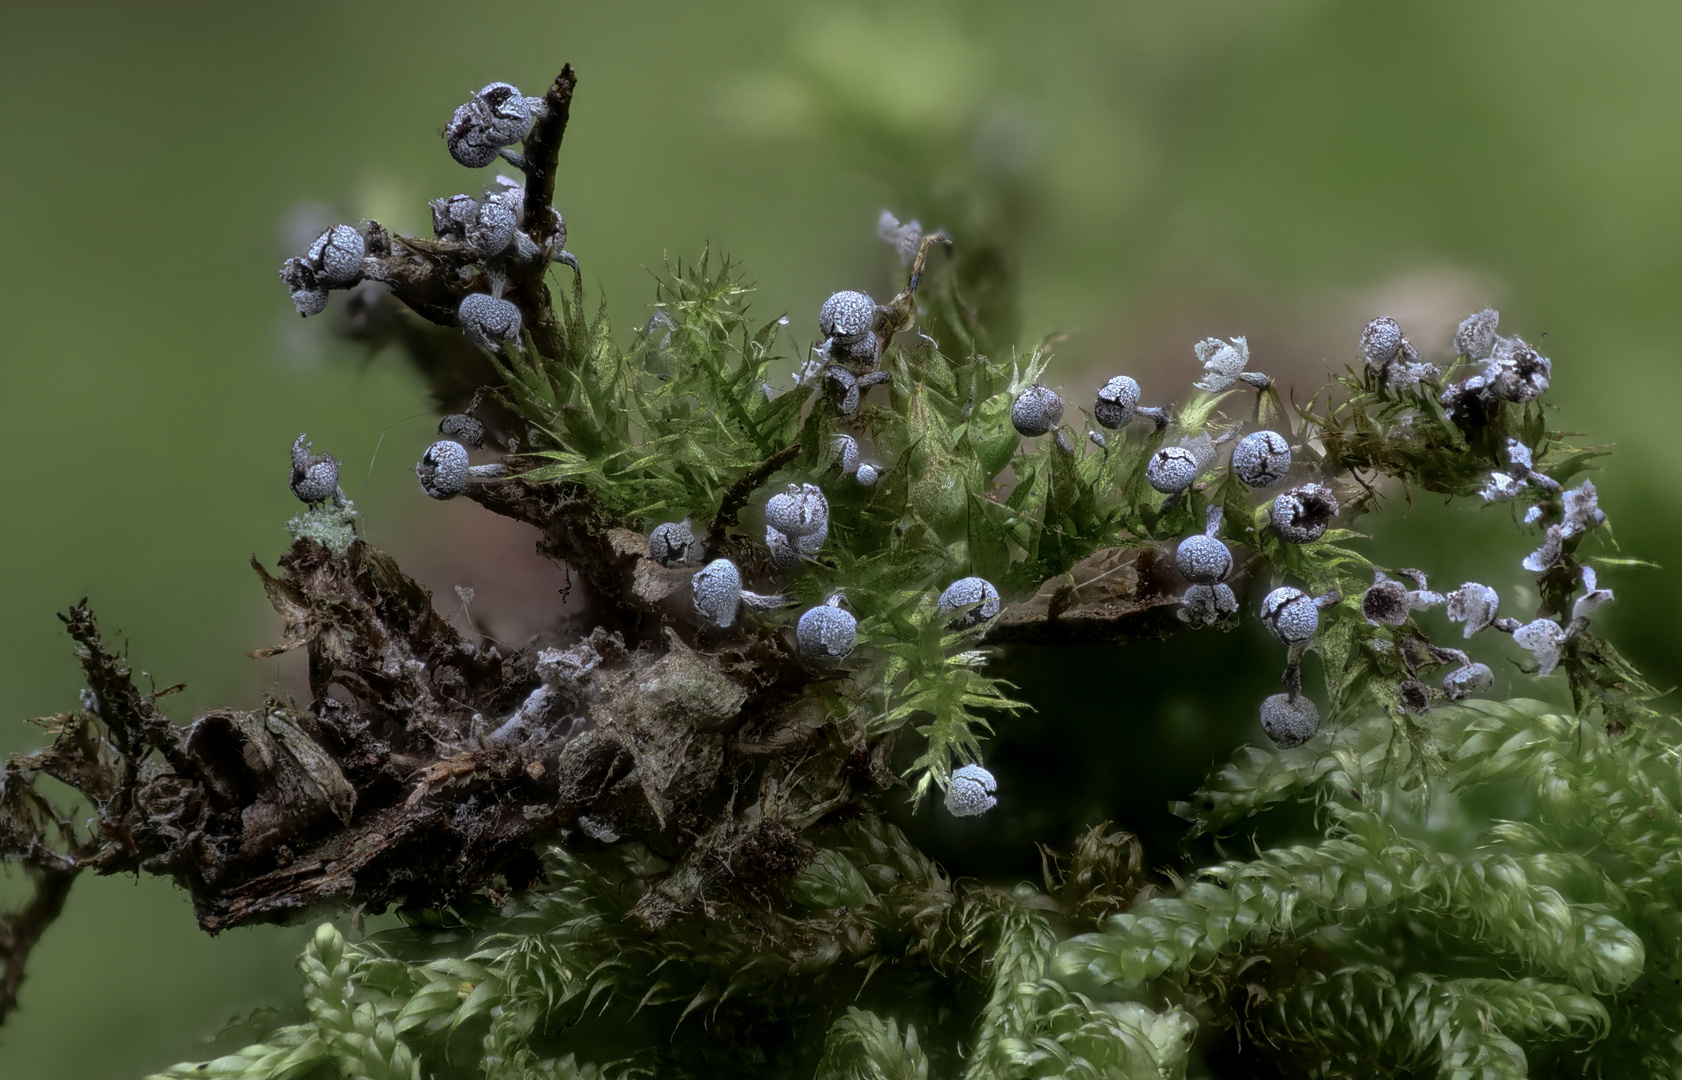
[1175,533,1232,584]
[648,518,696,567]
[1454,308,1499,360]
[938,577,1001,630]
[1093,376,1140,429]
[439,412,486,449]
[432,194,478,240]
[1443,662,1494,700]
[458,293,523,350]
[467,197,517,256]
[797,603,858,660]
[1231,430,1291,488]
[764,483,829,539]
[819,290,875,343]
[1260,693,1320,748]
[1146,446,1201,494]
[1359,317,1403,365]
[306,225,366,288]
[944,763,997,817]
[1270,484,1339,543]
[416,439,471,499]
[1361,577,1412,626]
[289,434,339,506]
[1260,586,1319,644]
[473,82,533,145]
[691,559,743,629]
[1011,385,1065,437]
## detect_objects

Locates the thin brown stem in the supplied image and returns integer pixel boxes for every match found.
[707,442,802,550]
[521,65,576,246]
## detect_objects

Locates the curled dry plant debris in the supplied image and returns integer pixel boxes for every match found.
[2,59,1675,1080]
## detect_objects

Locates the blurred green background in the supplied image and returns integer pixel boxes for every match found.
[4,1,1681,1075]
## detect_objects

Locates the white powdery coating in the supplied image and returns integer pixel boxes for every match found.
[648,518,696,567]
[856,463,879,487]
[290,434,339,505]
[1562,480,1605,538]
[1484,336,1552,403]
[1261,587,1319,644]
[1147,446,1201,494]
[439,412,486,449]
[945,764,998,817]
[877,211,924,266]
[1359,317,1403,364]
[416,439,471,499]
[1443,662,1494,700]
[764,483,829,538]
[307,225,366,288]
[458,294,523,349]
[446,104,501,168]
[765,526,800,570]
[797,604,858,659]
[1523,526,1564,574]
[824,367,861,416]
[832,434,861,475]
[291,287,329,317]
[1455,308,1500,360]
[1192,336,1249,392]
[796,517,828,555]
[1231,430,1291,488]
[1179,583,1238,627]
[432,193,479,239]
[1385,360,1440,390]
[1011,386,1065,437]
[691,559,744,628]
[445,83,533,168]
[1573,566,1614,623]
[1513,618,1567,675]
[1260,693,1320,749]
[467,196,518,255]
[1480,471,1526,502]
[1446,583,1499,637]
[1175,534,1232,584]
[819,290,876,342]
[1093,376,1141,430]
[938,577,1001,629]
[1270,484,1339,543]
[474,83,534,144]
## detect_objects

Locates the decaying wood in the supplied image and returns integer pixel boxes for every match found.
[987,545,1186,645]
[0,518,871,949]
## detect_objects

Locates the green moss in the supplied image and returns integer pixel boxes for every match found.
[285,500,358,557]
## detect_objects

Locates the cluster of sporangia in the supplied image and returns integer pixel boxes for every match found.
[282,82,578,506]
[278,84,1608,818]
[1145,309,1607,749]
[280,81,575,348]
[1154,311,1606,748]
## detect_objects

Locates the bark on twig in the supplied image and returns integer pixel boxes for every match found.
[521,65,576,247]
[706,441,802,550]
